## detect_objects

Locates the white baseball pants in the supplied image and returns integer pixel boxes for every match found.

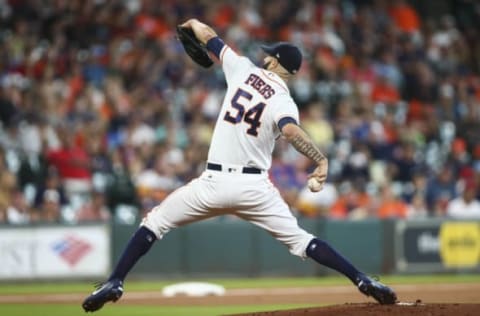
[141,168,314,258]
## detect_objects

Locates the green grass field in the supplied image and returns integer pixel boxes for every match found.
[0,303,313,316]
[0,274,479,316]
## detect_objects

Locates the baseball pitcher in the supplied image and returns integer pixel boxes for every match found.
[82,19,396,312]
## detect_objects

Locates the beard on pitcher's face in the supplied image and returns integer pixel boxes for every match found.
[262,56,277,71]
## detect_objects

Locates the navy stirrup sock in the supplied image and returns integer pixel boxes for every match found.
[306,238,360,284]
[108,226,157,282]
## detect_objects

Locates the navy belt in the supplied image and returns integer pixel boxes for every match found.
[207,162,262,174]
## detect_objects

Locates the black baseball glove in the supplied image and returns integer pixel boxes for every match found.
[176,26,214,68]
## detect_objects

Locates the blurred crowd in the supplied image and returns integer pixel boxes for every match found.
[1,0,480,225]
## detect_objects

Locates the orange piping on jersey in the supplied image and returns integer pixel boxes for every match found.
[220,46,228,62]
[260,69,289,93]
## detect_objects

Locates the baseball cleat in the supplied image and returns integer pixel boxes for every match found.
[356,274,397,304]
[82,279,124,312]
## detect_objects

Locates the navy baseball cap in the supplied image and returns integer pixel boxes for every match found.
[261,42,302,74]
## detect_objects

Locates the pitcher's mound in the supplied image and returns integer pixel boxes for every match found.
[227,302,480,316]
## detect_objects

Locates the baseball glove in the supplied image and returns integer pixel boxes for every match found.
[176,26,214,68]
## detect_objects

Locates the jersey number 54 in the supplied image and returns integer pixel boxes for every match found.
[224,88,266,136]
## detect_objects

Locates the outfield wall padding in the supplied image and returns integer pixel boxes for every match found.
[112,218,385,278]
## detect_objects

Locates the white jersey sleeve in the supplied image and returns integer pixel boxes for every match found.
[206,37,254,84]
[270,92,300,127]
[220,46,254,84]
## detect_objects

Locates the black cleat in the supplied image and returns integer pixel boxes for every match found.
[82,279,124,312]
[356,274,397,304]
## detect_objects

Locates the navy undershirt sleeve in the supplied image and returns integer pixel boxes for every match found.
[277,116,298,131]
[206,37,226,59]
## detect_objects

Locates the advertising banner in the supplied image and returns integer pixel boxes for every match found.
[395,220,480,272]
[0,225,110,279]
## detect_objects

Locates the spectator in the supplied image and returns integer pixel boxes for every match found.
[402,171,428,204]
[390,142,420,183]
[76,191,111,222]
[301,103,334,149]
[406,193,428,218]
[373,50,403,89]
[6,189,31,225]
[16,151,49,192]
[330,181,372,219]
[388,0,421,35]
[446,137,471,179]
[446,181,480,219]
[371,75,400,106]
[46,129,92,199]
[134,154,182,212]
[105,149,139,212]
[34,169,68,210]
[39,189,62,223]
[426,166,457,212]
[377,184,408,219]
[342,143,371,183]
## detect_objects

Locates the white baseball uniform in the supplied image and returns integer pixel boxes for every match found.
[142,38,314,258]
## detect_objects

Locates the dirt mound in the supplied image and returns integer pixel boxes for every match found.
[227,303,480,316]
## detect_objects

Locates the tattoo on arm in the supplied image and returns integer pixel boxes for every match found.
[290,134,326,164]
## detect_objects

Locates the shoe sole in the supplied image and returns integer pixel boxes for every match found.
[82,290,122,312]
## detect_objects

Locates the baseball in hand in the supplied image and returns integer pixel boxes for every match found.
[308,178,323,192]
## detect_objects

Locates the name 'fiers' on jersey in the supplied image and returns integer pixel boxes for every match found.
[244,73,275,99]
